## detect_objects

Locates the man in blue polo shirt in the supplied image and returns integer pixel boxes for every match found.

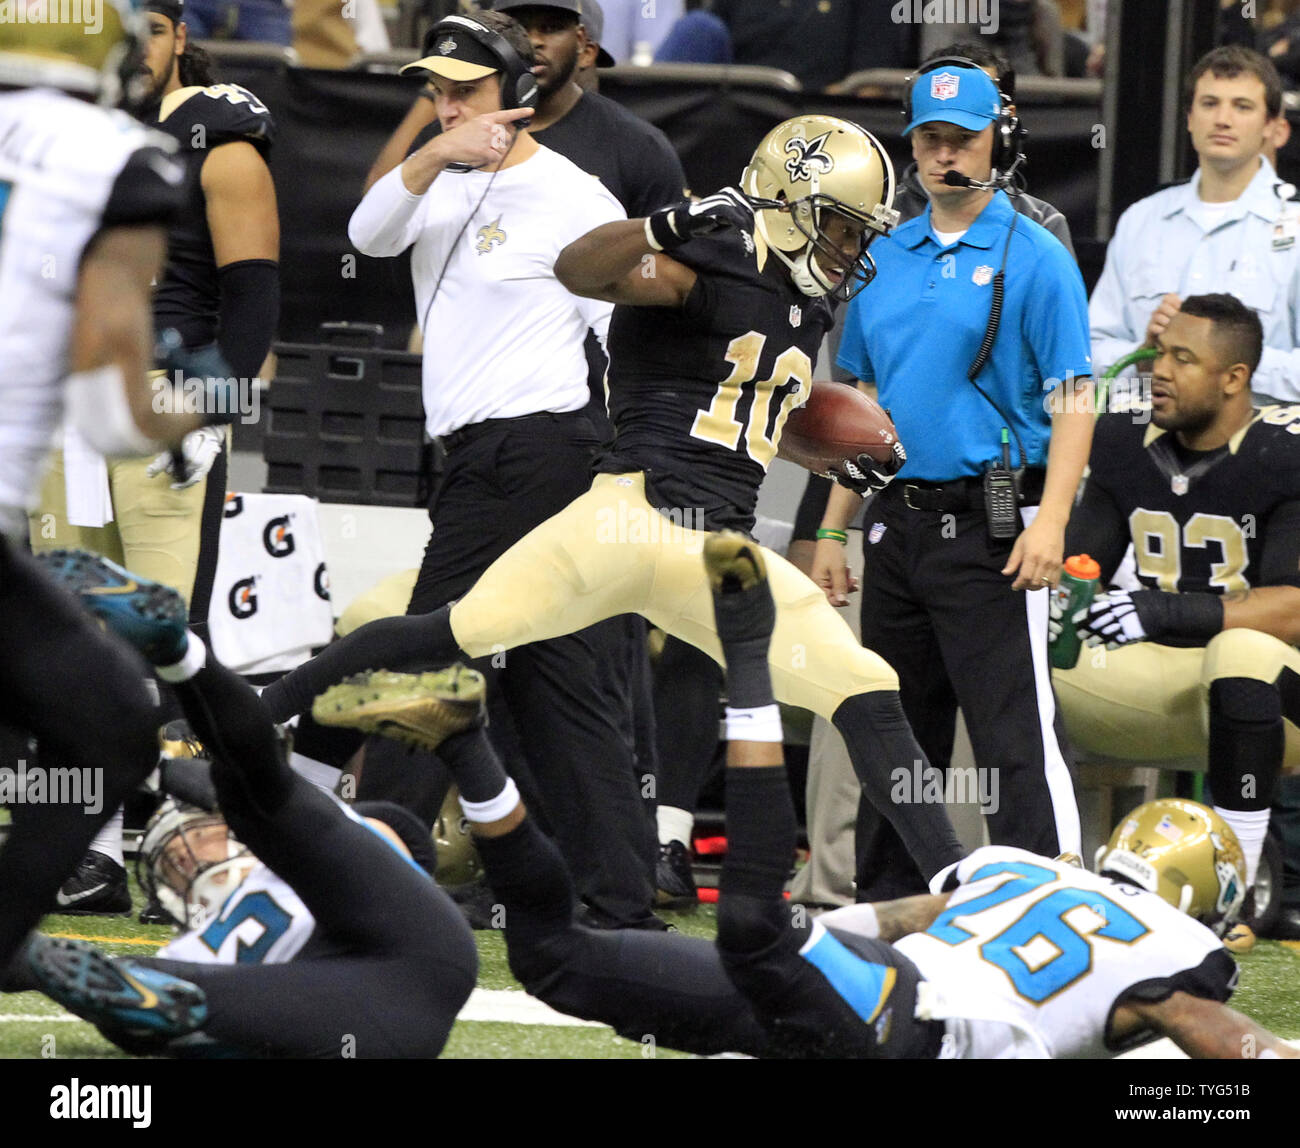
[814,62,1094,900]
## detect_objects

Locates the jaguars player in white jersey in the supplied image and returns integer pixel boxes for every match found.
[0,2,232,978]
[11,550,477,1057]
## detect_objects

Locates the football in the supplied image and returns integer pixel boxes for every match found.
[779,380,905,478]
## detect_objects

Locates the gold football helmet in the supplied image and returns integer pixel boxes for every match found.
[1096,798,1247,937]
[742,114,899,301]
[0,0,146,105]
[433,785,483,888]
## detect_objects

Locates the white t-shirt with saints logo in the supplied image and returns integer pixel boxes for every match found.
[349,145,624,438]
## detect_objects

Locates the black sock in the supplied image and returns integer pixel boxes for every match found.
[710,583,776,710]
[438,727,509,804]
[259,608,461,723]
[474,817,576,933]
[720,767,795,899]
[1208,677,1283,812]
[832,691,964,881]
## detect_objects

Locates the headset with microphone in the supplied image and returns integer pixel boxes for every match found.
[415,14,541,333]
[902,55,1026,186]
[427,13,540,122]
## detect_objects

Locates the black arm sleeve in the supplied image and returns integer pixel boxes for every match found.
[1259,499,1300,589]
[1063,470,1131,584]
[216,259,280,379]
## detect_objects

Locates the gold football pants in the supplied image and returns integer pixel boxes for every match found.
[29,447,220,607]
[1054,628,1300,769]
[450,472,898,717]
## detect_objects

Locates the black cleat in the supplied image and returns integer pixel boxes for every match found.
[54,850,131,917]
[655,839,699,908]
[703,531,775,647]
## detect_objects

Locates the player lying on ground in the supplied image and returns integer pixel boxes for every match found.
[1,551,477,1058]
[258,115,966,889]
[318,534,1296,1058]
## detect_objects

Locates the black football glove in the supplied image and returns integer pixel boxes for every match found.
[155,330,241,428]
[1076,588,1223,649]
[828,440,906,497]
[646,187,755,252]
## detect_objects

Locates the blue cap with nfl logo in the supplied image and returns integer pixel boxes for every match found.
[904,64,1002,135]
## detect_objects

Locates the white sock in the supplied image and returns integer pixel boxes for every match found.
[1215,806,1271,887]
[155,631,207,683]
[289,752,343,795]
[657,805,694,848]
[89,807,125,868]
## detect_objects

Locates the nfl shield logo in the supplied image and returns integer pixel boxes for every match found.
[1171,474,1189,496]
[1155,815,1183,842]
[931,72,960,101]
[972,265,994,286]
[868,522,886,544]
[789,305,802,328]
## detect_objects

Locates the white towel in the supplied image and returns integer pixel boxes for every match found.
[61,424,113,529]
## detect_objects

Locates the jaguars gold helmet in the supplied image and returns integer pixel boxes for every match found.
[742,114,899,301]
[434,785,483,887]
[0,0,147,105]
[1096,798,1247,937]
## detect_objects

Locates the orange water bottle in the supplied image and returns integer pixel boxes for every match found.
[1049,554,1102,670]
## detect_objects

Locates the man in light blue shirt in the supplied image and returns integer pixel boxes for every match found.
[817,62,1093,901]
[1091,46,1300,404]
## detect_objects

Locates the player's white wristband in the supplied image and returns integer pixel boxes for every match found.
[66,364,158,457]
[460,777,521,824]
[724,704,784,743]
[644,216,665,252]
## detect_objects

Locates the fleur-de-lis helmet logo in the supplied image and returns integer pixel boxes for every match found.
[783,131,835,183]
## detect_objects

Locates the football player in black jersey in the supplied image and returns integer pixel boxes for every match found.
[1053,293,1300,943]
[257,116,967,887]
[30,0,281,915]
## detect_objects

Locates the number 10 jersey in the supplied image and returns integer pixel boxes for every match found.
[600,228,832,533]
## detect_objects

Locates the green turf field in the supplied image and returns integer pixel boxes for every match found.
[3,874,1298,1059]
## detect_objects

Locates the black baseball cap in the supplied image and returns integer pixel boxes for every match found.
[491,0,583,16]
[580,0,617,68]
[401,14,507,81]
[145,0,184,23]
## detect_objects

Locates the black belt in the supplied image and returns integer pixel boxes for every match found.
[889,468,1046,513]
[439,410,587,453]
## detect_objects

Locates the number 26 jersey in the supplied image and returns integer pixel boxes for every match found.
[893,847,1236,1058]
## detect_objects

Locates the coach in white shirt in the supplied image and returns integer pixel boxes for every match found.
[347,10,665,930]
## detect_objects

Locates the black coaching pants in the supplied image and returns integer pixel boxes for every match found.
[853,480,1081,900]
[358,411,658,925]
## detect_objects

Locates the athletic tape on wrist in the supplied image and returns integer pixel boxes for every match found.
[66,365,158,457]
[459,777,521,823]
[644,215,665,252]
[724,704,784,743]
